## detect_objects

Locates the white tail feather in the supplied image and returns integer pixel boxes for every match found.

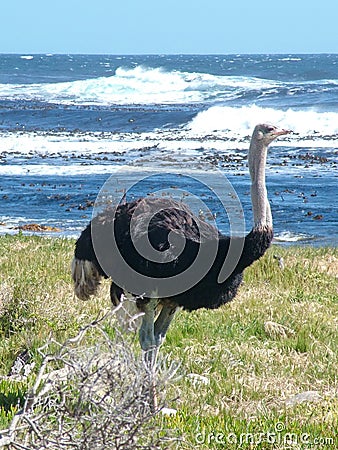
[71,258,102,300]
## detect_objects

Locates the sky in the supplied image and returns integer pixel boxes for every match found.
[1,0,337,54]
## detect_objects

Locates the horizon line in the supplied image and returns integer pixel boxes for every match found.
[1,51,337,56]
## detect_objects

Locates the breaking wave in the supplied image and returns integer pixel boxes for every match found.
[0,66,272,105]
[0,65,336,108]
[187,105,338,137]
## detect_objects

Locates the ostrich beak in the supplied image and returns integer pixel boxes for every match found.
[275,128,292,136]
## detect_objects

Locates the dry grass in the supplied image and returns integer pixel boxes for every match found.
[0,235,337,448]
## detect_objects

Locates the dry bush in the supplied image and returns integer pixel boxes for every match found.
[0,307,179,449]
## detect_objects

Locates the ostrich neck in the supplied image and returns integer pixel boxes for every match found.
[248,140,272,230]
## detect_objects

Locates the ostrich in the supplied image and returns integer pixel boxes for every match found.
[72,124,290,404]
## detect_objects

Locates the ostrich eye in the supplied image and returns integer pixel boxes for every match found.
[266,126,275,132]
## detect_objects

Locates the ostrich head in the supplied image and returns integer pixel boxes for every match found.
[249,123,291,180]
[249,123,291,230]
[252,123,291,145]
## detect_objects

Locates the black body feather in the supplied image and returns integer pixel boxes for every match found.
[74,197,273,312]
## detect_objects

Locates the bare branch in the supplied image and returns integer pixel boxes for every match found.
[0,309,178,449]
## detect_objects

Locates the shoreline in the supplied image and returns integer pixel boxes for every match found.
[0,229,336,248]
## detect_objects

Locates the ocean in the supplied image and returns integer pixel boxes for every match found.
[0,54,337,245]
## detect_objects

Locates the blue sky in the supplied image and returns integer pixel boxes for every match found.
[1,0,337,54]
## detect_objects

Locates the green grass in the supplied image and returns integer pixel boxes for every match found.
[0,234,337,448]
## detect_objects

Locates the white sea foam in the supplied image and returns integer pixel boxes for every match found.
[0,67,201,105]
[0,67,282,106]
[274,231,316,243]
[0,120,337,169]
[0,65,337,114]
[0,164,122,176]
[278,57,302,62]
[0,132,149,155]
[187,105,338,136]
[0,160,241,177]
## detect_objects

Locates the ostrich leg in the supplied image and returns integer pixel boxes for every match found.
[139,298,159,411]
[154,304,178,347]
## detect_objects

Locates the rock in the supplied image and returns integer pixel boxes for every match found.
[285,391,321,407]
[264,321,295,339]
[160,407,177,416]
[14,223,61,232]
[273,255,285,270]
[187,373,210,386]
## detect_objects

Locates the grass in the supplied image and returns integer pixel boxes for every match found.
[0,234,337,448]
